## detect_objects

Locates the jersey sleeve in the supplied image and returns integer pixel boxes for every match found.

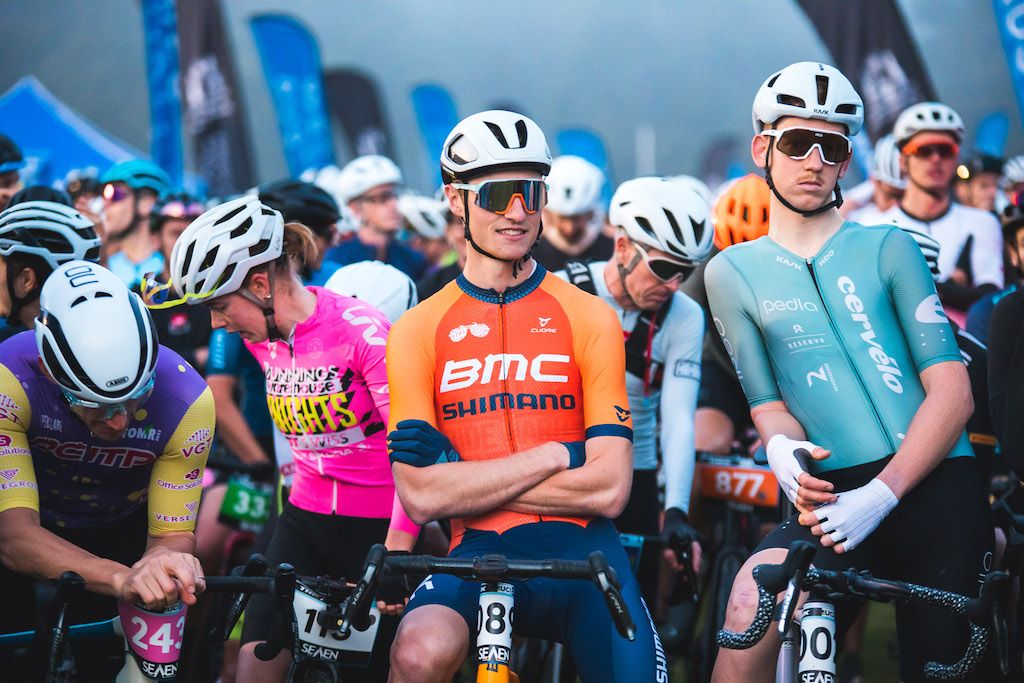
[879,228,964,373]
[0,364,37,514]
[386,309,438,432]
[147,386,215,536]
[970,212,1006,289]
[206,329,241,377]
[660,299,704,512]
[571,296,633,439]
[705,253,783,407]
[353,307,392,427]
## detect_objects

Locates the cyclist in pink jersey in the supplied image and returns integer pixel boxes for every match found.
[162,196,417,682]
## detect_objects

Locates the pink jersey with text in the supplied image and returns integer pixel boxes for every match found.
[245,288,415,532]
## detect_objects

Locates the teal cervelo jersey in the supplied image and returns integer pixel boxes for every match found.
[705,222,973,473]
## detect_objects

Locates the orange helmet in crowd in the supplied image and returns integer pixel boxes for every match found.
[713,174,770,249]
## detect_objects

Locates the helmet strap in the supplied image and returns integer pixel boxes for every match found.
[615,249,642,308]
[238,267,285,342]
[460,188,540,279]
[764,142,844,218]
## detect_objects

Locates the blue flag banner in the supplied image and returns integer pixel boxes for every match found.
[556,128,613,205]
[141,0,183,185]
[975,111,1010,157]
[250,14,334,176]
[993,1,1024,129]
[411,84,459,190]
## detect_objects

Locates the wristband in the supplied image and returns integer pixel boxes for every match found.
[561,441,586,469]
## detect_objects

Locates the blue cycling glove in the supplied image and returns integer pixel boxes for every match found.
[387,419,461,468]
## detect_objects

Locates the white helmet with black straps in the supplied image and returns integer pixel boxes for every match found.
[753,62,864,136]
[336,155,402,204]
[893,102,965,147]
[441,110,552,183]
[871,134,906,189]
[545,155,605,217]
[0,200,100,270]
[36,261,158,404]
[169,196,283,304]
[398,194,449,240]
[609,176,714,264]
[324,260,418,323]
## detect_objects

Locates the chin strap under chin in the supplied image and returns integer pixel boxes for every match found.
[461,189,541,279]
[239,268,284,342]
[764,142,845,218]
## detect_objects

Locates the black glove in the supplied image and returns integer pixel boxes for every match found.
[374,551,414,606]
[661,507,701,605]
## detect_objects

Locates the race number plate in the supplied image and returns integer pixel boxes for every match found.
[696,461,779,508]
[117,600,186,681]
[218,475,273,532]
[292,583,381,660]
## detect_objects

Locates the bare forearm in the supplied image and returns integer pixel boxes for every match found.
[0,511,128,596]
[147,532,196,556]
[505,438,633,517]
[878,371,972,499]
[394,443,567,524]
[209,380,270,464]
[751,405,809,443]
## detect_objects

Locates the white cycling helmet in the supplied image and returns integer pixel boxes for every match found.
[1004,155,1024,188]
[545,156,605,217]
[671,175,713,205]
[0,201,100,271]
[609,177,714,264]
[870,134,906,189]
[323,260,418,323]
[336,155,402,204]
[398,194,449,240]
[440,110,552,183]
[169,196,284,303]
[301,164,345,210]
[897,225,941,281]
[752,62,864,136]
[36,261,158,404]
[893,102,965,147]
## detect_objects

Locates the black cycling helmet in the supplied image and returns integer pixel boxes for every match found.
[957,154,1004,182]
[258,178,340,237]
[0,134,25,174]
[8,185,73,208]
[1002,192,1024,242]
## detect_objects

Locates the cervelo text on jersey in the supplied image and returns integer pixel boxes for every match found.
[0,331,214,533]
[386,265,632,547]
[705,223,973,473]
[244,287,409,525]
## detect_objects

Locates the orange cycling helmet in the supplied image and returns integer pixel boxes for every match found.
[713,174,771,249]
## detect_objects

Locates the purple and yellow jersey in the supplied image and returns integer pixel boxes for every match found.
[0,332,215,535]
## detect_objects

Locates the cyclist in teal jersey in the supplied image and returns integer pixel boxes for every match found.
[706,63,993,683]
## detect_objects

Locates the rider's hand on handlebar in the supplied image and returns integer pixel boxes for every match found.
[660,507,702,574]
[766,435,835,511]
[375,552,414,616]
[387,420,462,467]
[115,547,206,610]
[798,478,898,553]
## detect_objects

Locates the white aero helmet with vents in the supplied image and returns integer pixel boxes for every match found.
[870,134,906,189]
[0,200,101,270]
[609,177,714,264]
[893,102,965,147]
[545,155,605,217]
[752,62,864,136]
[398,194,449,240]
[336,155,403,204]
[324,260,418,323]
[169,196,284,304]
[441,110,552,183]
[1004,155,1024,187]
[36,261,158,404]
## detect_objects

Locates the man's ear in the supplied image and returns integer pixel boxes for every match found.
[837,157,852,179]
[444,185,465,220]
[751,134,770,170]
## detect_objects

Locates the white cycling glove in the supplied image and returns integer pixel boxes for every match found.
[812,478,898,552]
[766,434,816,504]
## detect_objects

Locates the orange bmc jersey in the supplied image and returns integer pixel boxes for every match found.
[387,265,633,547]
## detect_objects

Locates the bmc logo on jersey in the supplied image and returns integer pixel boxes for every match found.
[440,353,570,393]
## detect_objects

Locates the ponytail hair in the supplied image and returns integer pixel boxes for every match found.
[274,221,322,276]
